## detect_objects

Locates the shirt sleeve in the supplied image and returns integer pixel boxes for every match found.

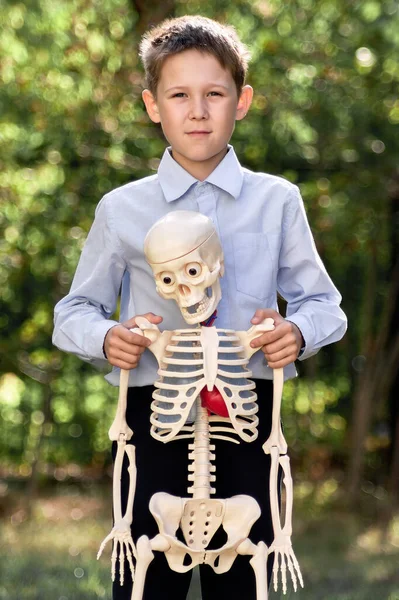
[277,186,347,360]
[52,194,126,366]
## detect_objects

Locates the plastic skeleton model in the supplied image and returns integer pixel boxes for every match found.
[98,211,303,599]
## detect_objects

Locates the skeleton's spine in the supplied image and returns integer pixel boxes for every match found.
[187,395,216,499]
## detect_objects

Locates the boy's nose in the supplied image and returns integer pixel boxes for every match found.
[189,99,208,120]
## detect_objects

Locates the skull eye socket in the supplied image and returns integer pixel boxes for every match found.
[186,262,202,278]
[160,272,175,286]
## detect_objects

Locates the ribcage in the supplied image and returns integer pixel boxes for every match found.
[151,330,204,442]
[213,331,258,443]
[150,328,259,444]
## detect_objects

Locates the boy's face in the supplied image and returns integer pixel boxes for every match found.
[142,50,253,180]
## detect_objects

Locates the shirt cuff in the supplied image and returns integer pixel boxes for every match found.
[286,314,316,361]
[87,319,120,361]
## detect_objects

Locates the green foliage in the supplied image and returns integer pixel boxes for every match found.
[0,490,398,598]
[1,0,398,486]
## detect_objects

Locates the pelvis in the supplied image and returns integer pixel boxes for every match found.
[149,492,261,573]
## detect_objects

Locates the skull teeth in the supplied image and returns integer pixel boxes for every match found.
[182,295,211,317]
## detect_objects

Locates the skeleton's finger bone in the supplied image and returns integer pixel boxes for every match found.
[124,541,135,581]
[286,551,298,592]
[281,551,287,595]
[97,531,113,559]
[291,551,304,588]
[111,540,118,582]
[119,541,125,585]
[129,538,137,561]
[273,552,279,592]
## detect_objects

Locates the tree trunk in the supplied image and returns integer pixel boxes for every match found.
[347,253,399,502]
[346,244,377,501]
[24,380,54,518]
[131,0,176,33]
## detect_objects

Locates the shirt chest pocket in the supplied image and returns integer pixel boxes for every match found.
[233,232,276,301]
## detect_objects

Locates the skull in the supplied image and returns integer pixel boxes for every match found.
[144,211,224,324]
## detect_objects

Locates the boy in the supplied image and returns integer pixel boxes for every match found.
[53,15,347,600]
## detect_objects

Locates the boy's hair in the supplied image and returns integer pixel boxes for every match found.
[139,15,250,97]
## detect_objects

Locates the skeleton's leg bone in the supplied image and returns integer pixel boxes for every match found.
[130,536,155,600]
[268,447,303,593]
[237,539,269,600]
[262,367,287,454]
[130,534,170,600]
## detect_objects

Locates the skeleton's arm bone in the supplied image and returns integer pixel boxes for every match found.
[268,447,304,593]
[237,317,287,453]
[262,367,287,454]
[269,446,281,535]
[133,316,173,367]
[108,366,134,442]
[98,367,138,584]
[97,439,137,585]
[236,317,275,360]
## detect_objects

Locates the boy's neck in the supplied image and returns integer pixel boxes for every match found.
[170,146,229,181]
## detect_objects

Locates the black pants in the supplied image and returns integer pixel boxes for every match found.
[112,379,276,600]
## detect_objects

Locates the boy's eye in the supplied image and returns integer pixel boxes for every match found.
[208,91,222,96]
[172,92,186,98]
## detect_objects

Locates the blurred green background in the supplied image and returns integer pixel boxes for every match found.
[1,0,399,598]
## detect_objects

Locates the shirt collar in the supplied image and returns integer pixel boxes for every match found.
[158,145,244,202]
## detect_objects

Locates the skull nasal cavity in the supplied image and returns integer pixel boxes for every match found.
[178,284,191,297]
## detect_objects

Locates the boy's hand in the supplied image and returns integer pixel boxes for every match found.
[104,313,163,370]
[250,309,304,369]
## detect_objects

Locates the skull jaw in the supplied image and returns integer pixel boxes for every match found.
[180,283,221,325]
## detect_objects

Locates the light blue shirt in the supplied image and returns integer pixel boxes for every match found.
[53,146,347,386]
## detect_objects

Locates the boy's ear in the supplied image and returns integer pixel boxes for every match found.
[236,85,253,121]
[142,89,161,123]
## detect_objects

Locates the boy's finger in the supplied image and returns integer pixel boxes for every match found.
[250,332,273,348]
[112,326,151,347]
[265,345,296,364]
[250,324,285,348]
[262,336,291,355]
[108,349,142,365]
[127,331,151,347]
[251,308,279,324]
[141,312,163,324]
[123,313,163,329]
[108,338,146,356]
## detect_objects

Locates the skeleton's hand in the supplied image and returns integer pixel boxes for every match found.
[104,313,163,370]
[97,518,137,585]
[250,309,304,369]
[269,533,304,594]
